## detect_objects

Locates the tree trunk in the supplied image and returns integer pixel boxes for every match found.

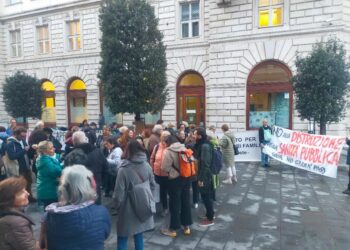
[319,120,326,135]
[134,113,144,135]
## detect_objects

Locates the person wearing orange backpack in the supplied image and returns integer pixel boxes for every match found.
[160,136,193,237]
[194,127,215,226]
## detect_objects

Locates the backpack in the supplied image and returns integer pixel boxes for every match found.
[210,146,223,175]
[128,168,156,222]
[173,149,197,179]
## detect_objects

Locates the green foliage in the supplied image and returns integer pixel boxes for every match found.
[292,38,350,134]
[3,71,43,121]
[98,0,168,119]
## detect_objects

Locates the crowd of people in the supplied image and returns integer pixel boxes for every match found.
[0,117,255,250]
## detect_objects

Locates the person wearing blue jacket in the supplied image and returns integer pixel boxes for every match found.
[36,141,62,209]
[44,165,111,250]
[6,127,35,202]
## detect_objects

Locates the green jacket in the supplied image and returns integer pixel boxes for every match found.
[219,131,235,167]
[197,143,213,193]
[36,155,62,200]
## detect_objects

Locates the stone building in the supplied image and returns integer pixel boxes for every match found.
[0,0,349,135]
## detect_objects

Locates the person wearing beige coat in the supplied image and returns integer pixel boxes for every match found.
[219,124,237,184]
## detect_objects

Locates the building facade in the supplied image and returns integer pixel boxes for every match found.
[0,0,349,135]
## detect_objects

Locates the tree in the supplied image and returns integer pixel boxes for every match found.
[2,71,43,123]
[293,38,350,134]
[99,0,168,123]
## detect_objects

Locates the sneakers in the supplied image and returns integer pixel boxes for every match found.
[222,178,233,184]
[183,226,191,235]
[198,218,214,227]
[198,214,216,220]
[342,189,350,195]
[161,228,177,237]
[231,175,238,183]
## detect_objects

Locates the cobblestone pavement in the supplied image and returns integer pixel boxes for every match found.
[27,160,350,250]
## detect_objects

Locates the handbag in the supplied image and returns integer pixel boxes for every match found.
[0,158,7,181]
[2,152,19,177]
[128,168,156,222]
[233,144,239,155]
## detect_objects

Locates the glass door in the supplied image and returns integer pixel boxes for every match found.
[178,95,204,126]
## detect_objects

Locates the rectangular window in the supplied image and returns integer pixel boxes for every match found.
[37,25,50,54]
[6,0,22,5]
[67,20,81,51]
[180,2,200,38]
[258,0,283,28]
[9,30,21,57]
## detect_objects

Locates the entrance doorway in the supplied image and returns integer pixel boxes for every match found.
[177,71,205,127]
[247,60,293,129]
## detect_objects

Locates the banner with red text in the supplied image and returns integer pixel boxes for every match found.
[263,126,345,178]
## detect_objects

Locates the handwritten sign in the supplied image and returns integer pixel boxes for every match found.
[264,126,345,178]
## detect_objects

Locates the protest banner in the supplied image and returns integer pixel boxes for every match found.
[234,131,261,162]
[263,126,345,178]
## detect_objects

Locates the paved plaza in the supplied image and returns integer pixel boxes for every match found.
[27,159,350,250]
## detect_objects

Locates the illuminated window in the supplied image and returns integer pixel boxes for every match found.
[180,2,199,38]
[41,81,56,124]
[68,78,88,125]
[67,20,81,51]
[9,30,21,57]
[258,0,283,28]
[37,25,50,54]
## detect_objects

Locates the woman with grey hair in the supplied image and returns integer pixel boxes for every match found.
[42,165,111,250]
[148,124,163,155]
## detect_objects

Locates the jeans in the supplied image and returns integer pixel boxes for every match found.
[155,175,168,210]
[168,177,193,230]
[117,233,143,250]
[348,167,350,190]
[261,143,269,166]
[38,199,58,212]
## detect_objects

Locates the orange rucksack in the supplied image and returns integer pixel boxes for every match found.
[176,149,197,178]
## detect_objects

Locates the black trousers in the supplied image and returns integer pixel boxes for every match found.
[200,184,215,221]
[168,177,193,230]
[155,175,168,210]
[191,180,199,204]
[19,168,32,195]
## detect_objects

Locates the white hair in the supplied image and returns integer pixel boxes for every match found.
[72,131,89,146]
[152,124,163,134]
[118,126,129,134]
[35,120,44,129]
[206,130,216,140]
[59,165,96,205]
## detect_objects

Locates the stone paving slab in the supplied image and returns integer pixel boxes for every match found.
[26,160,350,250]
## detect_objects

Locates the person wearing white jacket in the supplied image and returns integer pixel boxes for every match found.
[104,136,123,197]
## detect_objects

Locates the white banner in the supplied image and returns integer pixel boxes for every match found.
[264,126,346,178]
[234,131,261,162]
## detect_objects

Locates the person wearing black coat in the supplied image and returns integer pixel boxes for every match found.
[258,119,273,168]
[343,137,350,195]
[64,131,107,204]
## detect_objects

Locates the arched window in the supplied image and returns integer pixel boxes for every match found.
[67,78,88,126]
[177,71,205,126]
[41,80,56,126]
[247,60,293,129]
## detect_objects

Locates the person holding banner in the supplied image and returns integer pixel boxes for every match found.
[343,137,350,195]
[258,119,272,168]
